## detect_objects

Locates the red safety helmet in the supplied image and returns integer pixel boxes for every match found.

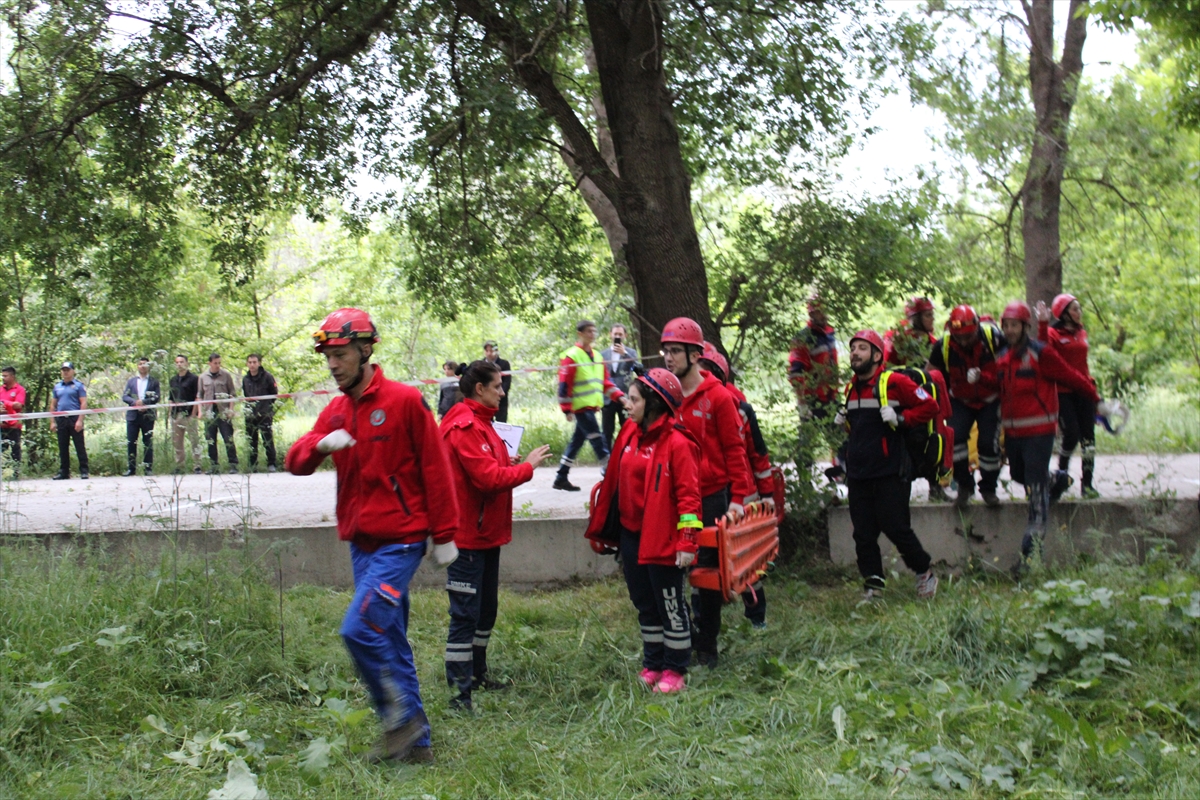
[849,329,885,355]
[806,292,824,313]
[1051,293,1077,320]
[946,304,979,335]
[660,317,705,348]
[1001,300,1032,324]
[635,368,684,412]
[313,308,380,351]
[906,296,935,317]
[699,341,730,382]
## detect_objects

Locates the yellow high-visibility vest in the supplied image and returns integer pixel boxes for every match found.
[563,345,605,411]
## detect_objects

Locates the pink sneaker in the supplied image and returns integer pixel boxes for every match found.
[639,668,663,689]
[653,670,686,693]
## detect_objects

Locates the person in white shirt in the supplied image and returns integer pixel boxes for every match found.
[121,357,161,476]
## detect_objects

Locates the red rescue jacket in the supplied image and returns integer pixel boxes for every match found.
[285,366,459,548]
[1038,320,1092,390]
[440,399,534,550]
[843,364,940,480]
[677,370,756,503]
[996,338,1100,439]
[788,322,839,404]
[727,383,776,497]
[586,415,702,566]
[928,326,1002,408]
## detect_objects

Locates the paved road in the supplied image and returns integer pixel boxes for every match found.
[2,454,1196,534]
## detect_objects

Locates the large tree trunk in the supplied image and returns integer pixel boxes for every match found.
[459,0,717,354]
[1021,0,1087,305]
[583,0,715,355]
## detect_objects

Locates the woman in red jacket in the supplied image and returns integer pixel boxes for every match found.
[440,361,551,711]
[586,368,703,694]
[1040,294,1099,498]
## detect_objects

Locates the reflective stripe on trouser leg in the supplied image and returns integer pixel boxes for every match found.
[341,541,430,745]
[445,548,487,694]
[621,529,668,671]
[653,567,691,673]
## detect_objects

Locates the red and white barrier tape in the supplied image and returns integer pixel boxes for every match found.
[0,357,650,422]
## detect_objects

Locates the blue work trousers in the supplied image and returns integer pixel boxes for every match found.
[341,541,430,746]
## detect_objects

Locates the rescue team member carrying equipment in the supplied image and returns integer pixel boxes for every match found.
[836,330,941,601]
[929,304,1004,510]
[996,301,1105,564]
[788,294,840,419]
[286,308,460,765]
[699,341,773,628]
[554,319,629,491]
[440,361,553,712]
[1041,294,1100,499]
[661,317,757,668]
[586,368,702,694]
[883,297,954,503]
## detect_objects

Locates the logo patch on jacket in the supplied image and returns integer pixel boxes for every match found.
[915,388,929,400]
[370,409,386,426]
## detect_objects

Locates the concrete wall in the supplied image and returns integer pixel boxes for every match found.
[828,498,1198,577]
[3,516,616,590]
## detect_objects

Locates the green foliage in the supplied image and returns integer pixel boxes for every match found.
[2,538,1198,798]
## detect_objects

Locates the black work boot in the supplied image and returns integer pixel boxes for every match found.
[365,711,429,764]
[553,474,580,491]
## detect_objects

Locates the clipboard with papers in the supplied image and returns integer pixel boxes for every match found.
[491,421,525,459]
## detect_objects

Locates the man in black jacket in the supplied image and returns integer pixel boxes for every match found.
[483,341,511,422]
[169,355,203,474]
[122,357,161,476]
[242,353,280,472]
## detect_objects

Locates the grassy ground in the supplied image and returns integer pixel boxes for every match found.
[2,539,1197,799]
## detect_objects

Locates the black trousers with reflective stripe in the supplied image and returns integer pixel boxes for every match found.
[444,546,501,695]
[620,529,690,673]
[950,398,1001,495]
[848,475,931,590]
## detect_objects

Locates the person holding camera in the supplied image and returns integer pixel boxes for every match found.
[600,324,641,449]
[122,357,161,476]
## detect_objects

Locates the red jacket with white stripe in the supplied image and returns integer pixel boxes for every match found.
[285,365,459,548]
[727,383,776,497]
[585,415,702,566]
[677,371,757,503]
[1038,321,1092,390]
[788,322,839,404]
[996,338,1100,439]
[843,365,940,480]
[440,399,535,550]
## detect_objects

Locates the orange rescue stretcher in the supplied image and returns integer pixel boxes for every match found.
[688,467,783,603]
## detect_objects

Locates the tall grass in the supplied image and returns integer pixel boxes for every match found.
[2,537,1197,798]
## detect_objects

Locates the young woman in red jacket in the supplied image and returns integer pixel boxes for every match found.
[440,361,552,711]
[1039,294,1099,498]
[586,368,703,694]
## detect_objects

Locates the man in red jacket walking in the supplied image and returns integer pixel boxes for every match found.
[286,308,460,765]
[662,318,756,667]
[440,361,551,711]
[996,301,1106,563]
[838,330,941,601]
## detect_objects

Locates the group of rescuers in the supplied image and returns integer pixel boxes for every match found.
[286,293,1113,764]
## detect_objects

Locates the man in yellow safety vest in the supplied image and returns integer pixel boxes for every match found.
[554,320,630,491]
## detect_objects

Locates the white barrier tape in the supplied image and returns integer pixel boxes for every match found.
[0,356,653,423]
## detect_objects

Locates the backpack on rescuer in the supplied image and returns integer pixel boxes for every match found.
[941,323,999,368]
[848,367,950,482]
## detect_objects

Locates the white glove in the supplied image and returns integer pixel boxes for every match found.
[675,550,696,568]
[833,408,846,426]
[880,406,899,426]
[761,496,776,513]
[724,502,745,524]
[430,540,459,567]
[317,429,356,453]
[1097,399,1112,418]
[967,367,981,384]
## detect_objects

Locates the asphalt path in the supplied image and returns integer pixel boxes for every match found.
[2,454,1196,535]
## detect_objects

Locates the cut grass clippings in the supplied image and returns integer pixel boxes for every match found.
[1,539,1197,798]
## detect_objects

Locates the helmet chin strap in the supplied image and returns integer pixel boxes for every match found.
[340,345,370,394]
